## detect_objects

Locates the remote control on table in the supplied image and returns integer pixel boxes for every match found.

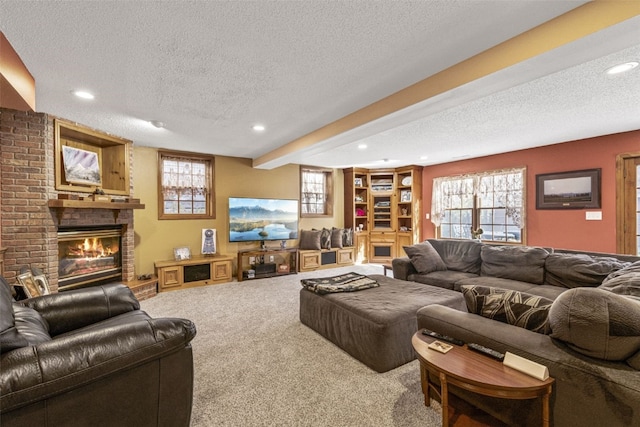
[421,329,464,346]
[467,343,505,361]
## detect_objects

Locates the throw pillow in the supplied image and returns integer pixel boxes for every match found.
[342,227,353,247]
[331,227,344,249]
[403,242,447,274]
[461,285,553,334]
[299,229,322,250]
[548,287,640,361]
[600,260,640,299]
[318,228,331,250]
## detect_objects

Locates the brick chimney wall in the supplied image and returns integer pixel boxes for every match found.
[0,108,136,292]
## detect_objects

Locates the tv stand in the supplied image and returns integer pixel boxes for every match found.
[237,247,297,281]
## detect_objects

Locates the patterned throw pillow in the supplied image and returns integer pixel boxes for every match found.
[461,285,553,334]
[342,228,353,247]
[319,228,331,250]
[403,242,447,274]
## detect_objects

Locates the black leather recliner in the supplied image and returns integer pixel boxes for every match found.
[0,277,196,426]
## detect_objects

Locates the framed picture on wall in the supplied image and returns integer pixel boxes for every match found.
[536,168,601,209]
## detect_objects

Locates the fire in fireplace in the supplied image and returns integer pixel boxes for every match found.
[57,225,123,290]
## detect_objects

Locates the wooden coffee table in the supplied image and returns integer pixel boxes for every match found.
[412,331,554,427]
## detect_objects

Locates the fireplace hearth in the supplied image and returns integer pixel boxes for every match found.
[57,225,123,291]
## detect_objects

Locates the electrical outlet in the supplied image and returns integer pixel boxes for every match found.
[425,213,430,219]
[269,255,274,262]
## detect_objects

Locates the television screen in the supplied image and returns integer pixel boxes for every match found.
[229,197,299,243]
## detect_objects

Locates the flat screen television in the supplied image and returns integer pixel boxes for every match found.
[228,197,299,243]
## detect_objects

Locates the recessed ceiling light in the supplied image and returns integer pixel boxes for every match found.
[420,155,429,160]
[358,144,367,150]
[252,124,265,132]
[149,120,165,129]
[72,90,95,100]
[605,61,639,75]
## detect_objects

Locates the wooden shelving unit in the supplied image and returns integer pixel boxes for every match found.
[344,166,422,263]
[237,247,297,281]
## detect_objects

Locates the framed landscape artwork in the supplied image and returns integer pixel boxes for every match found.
[536,168,601,209]
[61,146,102,186]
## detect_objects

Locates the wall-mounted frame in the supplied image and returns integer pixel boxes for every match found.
[536,168,601,209]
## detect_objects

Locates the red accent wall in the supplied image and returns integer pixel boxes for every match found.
[421,130,640,253]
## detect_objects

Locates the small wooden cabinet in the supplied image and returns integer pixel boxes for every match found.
[298,247,355,272]
[155,255,233,292]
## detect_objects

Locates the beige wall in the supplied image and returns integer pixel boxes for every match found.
[132,147,344,276]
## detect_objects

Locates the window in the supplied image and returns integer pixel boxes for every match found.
[158,150,215,219]
[300,166,333,217]
[431,168,525,243]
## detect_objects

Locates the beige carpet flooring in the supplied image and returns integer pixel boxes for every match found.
[141,263,442,426]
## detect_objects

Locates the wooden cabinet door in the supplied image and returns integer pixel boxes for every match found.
[299,251,321,271]
[213,260,232,281]
[159,266,182,291]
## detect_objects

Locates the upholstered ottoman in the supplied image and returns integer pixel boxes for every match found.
[299,274,466,372]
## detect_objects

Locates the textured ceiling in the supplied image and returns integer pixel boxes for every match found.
[1,1,639,169]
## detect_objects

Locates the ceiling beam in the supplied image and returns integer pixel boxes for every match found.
[253,1,640,169]
[0,32,36,112]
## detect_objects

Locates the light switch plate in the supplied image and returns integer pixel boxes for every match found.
[585,211,602,220]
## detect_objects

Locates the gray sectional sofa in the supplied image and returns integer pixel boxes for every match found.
[393,238,640,427]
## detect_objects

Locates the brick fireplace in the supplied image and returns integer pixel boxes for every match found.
[0,108,137,294]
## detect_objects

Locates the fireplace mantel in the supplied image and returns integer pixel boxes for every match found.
[48,199,145,222]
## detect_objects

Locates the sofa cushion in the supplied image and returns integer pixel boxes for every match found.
[549,287,640,361]
[408,270,476,290]
[331,227,344,249]
[1,277,30,354]
[403,242,447,274]
[481,245,549,285]
[545,253,630,288]
[427,239,482,274]
[599,261,640,300]
[461,285,553,334]
[628,350,640,370]
[299,229,322,250]
[455,276,537,293]
[13,304,52,346]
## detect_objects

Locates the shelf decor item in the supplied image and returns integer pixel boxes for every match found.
[173,246,191,261]
[17,271,41,298]
[201,228,217,255]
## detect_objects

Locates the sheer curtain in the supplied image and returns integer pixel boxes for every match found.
[431,168,525,228]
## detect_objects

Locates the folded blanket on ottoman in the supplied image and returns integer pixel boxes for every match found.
[300,272,379,294]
